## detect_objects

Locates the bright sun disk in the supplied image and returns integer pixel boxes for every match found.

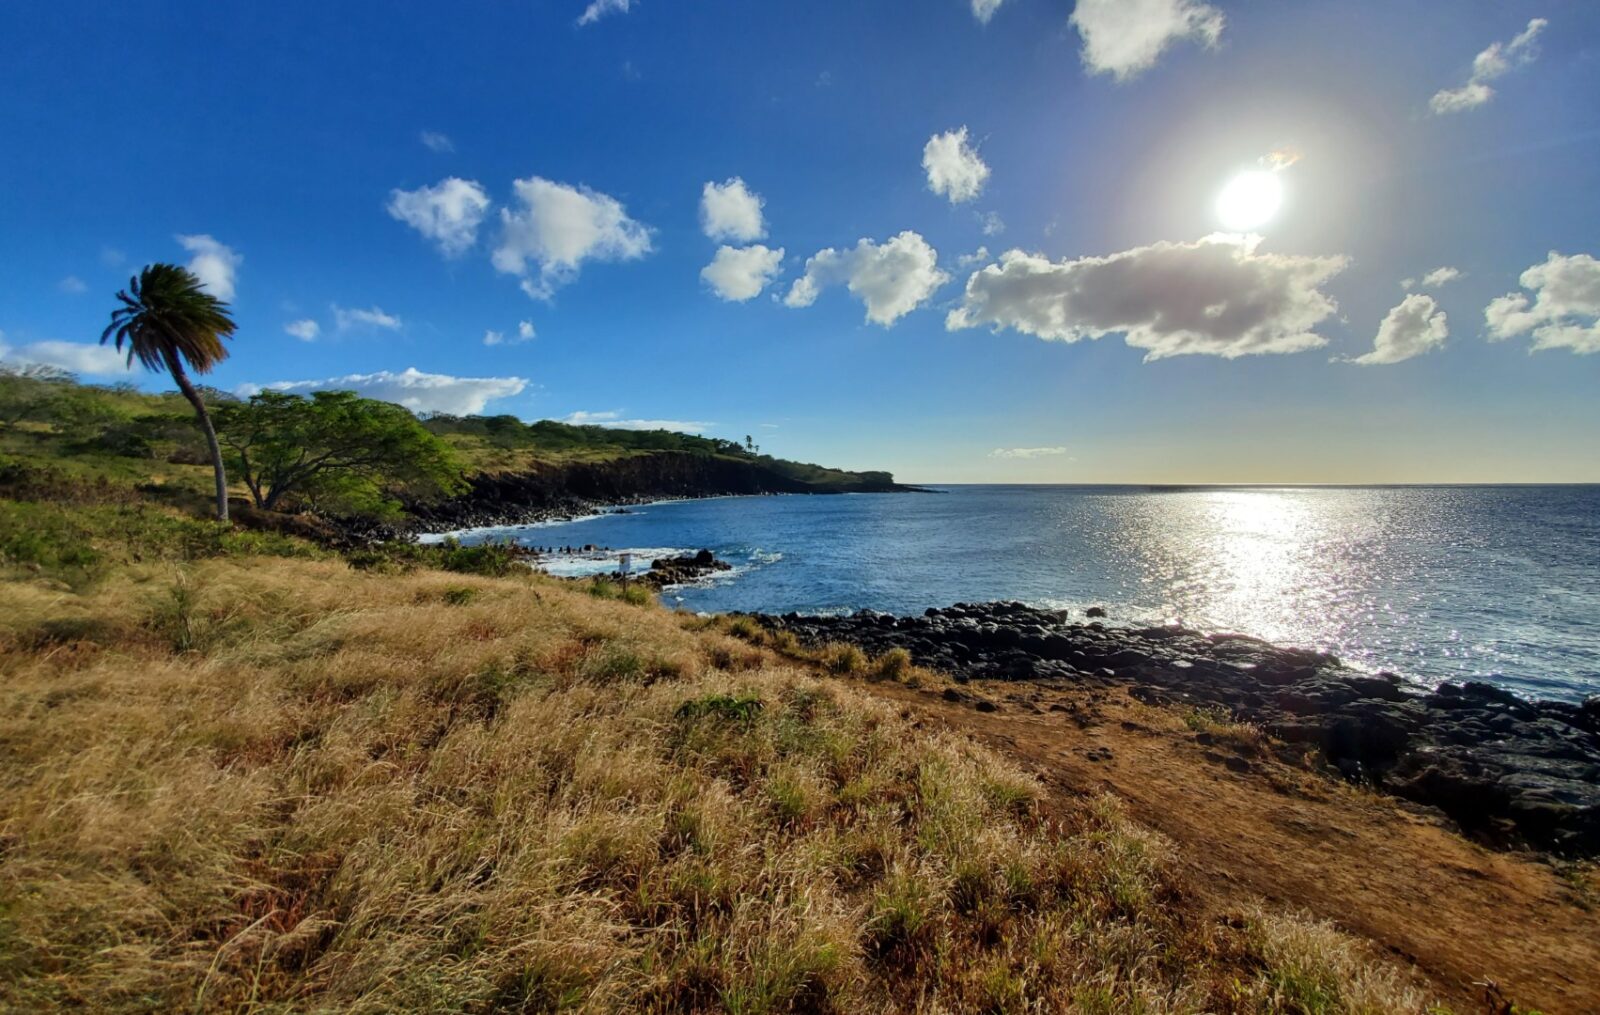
[1215,170,1284,232]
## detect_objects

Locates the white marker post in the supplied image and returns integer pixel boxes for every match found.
[618,552,633,592]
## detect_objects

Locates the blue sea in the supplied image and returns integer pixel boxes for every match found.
[437,485,1600,703]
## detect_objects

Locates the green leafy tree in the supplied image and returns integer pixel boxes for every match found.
[101,264,236,521]
[216,390,467,517]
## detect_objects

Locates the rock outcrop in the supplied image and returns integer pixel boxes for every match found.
[753,602,1600,856]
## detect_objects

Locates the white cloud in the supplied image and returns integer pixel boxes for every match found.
[333,305,402,331]
[577,0,632,26]
[947,234,1349,360]
[176,234,241,301]
[702,244,785,302]
[244,367,527,416]
[700,178,767,242]
[1069,0,1224,81]
[1346,294,1448,366]
[958,246,992,269]
[561,410,712,433]
[1431,18,1547,114]
[387,177,491,257]
[1485,251,1600,355]
[2,340,135,376]
[922,127,990,204]
[58,276,88,294]
[785,231,949,327]
[419,130,454,153]
[979,211,1005,236]
[284,319,320,341]
[1401,266,1462,289]
[484,321,537,347]
[492,176,653,299]
[989,446,1069,459]
[100,247,125,268]
[971,0,1006,24]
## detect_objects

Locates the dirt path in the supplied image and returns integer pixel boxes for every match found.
[870,678,1600,1013]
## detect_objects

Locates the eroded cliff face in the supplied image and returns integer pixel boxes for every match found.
[410,451,911,529]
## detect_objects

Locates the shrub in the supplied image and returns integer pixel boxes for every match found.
[823,641,866,675]
[873,646,913,681]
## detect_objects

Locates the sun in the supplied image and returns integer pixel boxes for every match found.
[1215,170,1284,232]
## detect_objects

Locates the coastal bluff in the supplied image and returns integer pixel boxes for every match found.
[408,450,919,531]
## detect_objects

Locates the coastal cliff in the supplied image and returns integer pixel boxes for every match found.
[408,450,919,530]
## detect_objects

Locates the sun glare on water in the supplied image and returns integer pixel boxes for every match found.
[1215,169,1284,232]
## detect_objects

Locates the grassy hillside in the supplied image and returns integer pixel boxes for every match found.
[0,500,1432,1012]
[0,371,1447,1011]
[0,373,901,517]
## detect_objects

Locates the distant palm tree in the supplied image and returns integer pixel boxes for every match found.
[102,264,237,521]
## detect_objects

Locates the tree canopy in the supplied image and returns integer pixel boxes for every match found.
[216,390,466,517]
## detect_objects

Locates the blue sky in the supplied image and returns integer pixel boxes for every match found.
[2,0,1598,483]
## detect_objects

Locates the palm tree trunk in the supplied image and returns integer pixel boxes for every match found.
[164,351,229,523]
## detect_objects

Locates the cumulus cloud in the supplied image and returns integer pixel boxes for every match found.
[577,0,632,26]
[419,130,454,153]
[333,305,402,331]
[561,410,712,433]
[989,446,1069,459]
[1485,251,1600,355]
[1431,18,1547,114]
[492,176,653,299]
[387,177,491,257]
[701,244,785,302]
[58,276,87,294]
[699,178,767,243]
[244,367,527,416]
[519,320,536,341]
[1,339,135,376]
[923,128,990,204]
[784,231,949,327]
[958,247,992,269]
[971,0,1006,24]
[1400,266,1462,290]
[284,319,320,341]
[1070,0,1224,81]
[176,234,241,301]
[947,234,1349,361]
[1345,294,1448,366]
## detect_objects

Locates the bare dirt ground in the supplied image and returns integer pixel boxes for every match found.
[866,677,1600,1014]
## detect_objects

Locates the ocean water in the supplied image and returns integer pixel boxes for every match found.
[442,485,1600,703]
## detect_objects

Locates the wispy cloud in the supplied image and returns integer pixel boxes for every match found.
[242,367,527,416]
[284,319,320,341]
[1431,18,1547,115]
[57,276,88,294]
[561,410,713,434]
[1,339,135,376]
[989,447,1071,459]
[577,0,632,27]
[419,130,454,153]
[333,305,402,331]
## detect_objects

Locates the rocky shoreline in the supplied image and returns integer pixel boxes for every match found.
[751,602,1600,856]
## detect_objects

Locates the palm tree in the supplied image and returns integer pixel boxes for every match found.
[102,264,237,522]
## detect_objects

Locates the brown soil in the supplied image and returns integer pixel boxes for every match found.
[867,677,1600,1014]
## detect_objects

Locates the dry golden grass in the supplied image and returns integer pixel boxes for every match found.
[0,555,1440,1012]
